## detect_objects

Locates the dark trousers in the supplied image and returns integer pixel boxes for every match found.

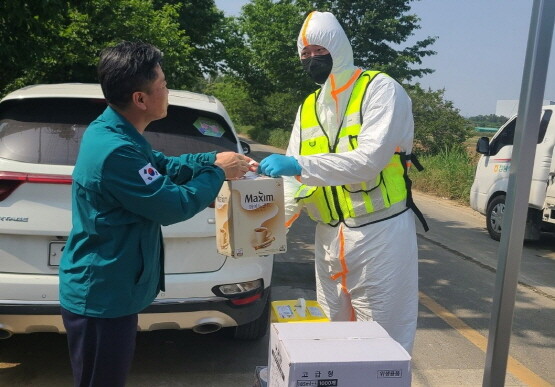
[61,307,138,387]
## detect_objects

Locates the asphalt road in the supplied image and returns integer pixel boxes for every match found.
[0,140,553,386]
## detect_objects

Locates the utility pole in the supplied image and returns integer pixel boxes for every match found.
[482,0,555,385]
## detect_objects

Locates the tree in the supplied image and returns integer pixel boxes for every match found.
[51,1,195,87]
[152,0,227,77]
[213,0,316,133]
[1,0,224,96]
[203,75,264,127]
[407,84,473,155]
[467,114,509,128]
[0,0,68,94]
[223,0,314,99]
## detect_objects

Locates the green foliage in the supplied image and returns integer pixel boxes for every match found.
[407,83,473,155]
[212,0,313,135]
[203,76,298,146]
[268,128,293,149]
[151,0,227,77]
[262,92,301,130]
[467,114,509,128]
[409,146,477,204]
[1,0,222,96]
[204,76,264,127]
[223,0,314,99]
[57,1,195,87]
[1,0,68,93]
[229,91,300,143]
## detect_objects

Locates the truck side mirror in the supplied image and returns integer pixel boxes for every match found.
[476,137,490,155]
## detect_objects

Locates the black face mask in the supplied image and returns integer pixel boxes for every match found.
[301,54,333,84]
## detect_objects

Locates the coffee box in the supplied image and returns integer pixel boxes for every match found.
[215,174,287,257]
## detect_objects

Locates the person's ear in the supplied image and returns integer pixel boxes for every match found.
[131,91,148,111]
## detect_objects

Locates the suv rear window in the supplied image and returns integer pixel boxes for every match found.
[0,97,238,165]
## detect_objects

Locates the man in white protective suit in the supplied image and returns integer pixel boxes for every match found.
[258,11,428,354]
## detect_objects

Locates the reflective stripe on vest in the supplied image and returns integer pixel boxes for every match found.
[295,70,408,225]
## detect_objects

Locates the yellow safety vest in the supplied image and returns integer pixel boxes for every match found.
[294,70,411,227]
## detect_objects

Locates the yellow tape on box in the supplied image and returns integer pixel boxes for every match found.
[271,298,330,323]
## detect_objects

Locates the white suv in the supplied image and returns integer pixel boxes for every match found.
[0,84,272,340]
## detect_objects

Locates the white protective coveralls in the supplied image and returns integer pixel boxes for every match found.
[284,11,419,353]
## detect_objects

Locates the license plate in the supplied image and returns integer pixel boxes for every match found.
[48,242,66,266]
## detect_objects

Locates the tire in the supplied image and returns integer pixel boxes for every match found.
[232,297,270,341]
[486,194,505,241]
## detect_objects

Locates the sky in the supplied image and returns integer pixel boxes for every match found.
[214,0,555,118]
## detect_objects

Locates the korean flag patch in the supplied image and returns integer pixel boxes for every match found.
[139,163,162,185]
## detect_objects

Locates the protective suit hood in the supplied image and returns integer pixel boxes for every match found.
[296,11,360,128]
[297,11,355,75]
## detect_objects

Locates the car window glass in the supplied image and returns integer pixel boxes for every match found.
[0,98,237,165]
[145,105,238,155]
[488,109,552,156]
[489,118,515,156]
[0,98,101,165]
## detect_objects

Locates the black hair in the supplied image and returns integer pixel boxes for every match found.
[97,41,163,109]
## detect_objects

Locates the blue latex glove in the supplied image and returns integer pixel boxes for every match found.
[258,154,301,177]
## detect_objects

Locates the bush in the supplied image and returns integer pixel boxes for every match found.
[262,92,300,130]
[247,126,271,144]
[410,146,477,204]
[267,128,291,149]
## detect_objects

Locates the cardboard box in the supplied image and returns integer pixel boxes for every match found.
[271,299,330,323]
[215,174,287,257]
[268,322,411,387]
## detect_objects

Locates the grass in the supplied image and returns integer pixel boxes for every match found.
[409,146,478,205]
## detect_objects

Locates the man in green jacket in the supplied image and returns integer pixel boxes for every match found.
[59,41,256,387]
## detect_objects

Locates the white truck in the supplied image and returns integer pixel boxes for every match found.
[470,105,555,241]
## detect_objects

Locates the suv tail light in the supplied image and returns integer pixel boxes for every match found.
[0,171,72,201]
[212,279,264,306]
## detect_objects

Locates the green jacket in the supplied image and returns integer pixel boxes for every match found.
[59,106,225,318]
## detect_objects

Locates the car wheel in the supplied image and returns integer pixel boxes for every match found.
[486,195,505,241]
[232,297,270,341]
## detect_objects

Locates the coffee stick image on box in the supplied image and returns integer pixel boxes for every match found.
[249,203,279,250]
